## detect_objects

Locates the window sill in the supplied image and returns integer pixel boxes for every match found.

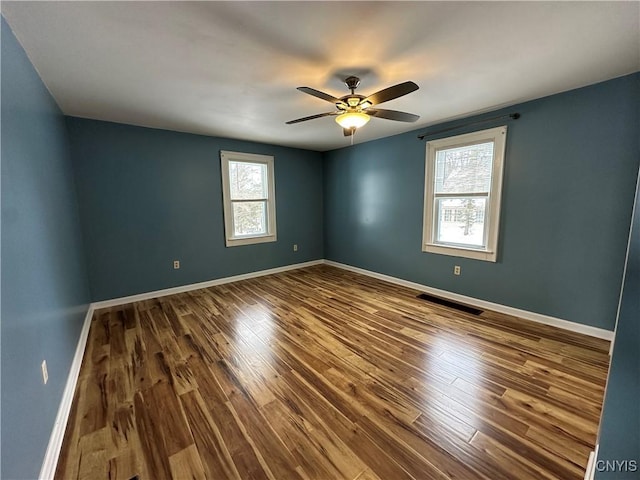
[422,243,497,262]
[226,234,277,247]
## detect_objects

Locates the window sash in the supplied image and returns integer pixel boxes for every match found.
[433,196,489,249]
[228,160,269,201]
[434,142,494,191]
[231,200,268,238]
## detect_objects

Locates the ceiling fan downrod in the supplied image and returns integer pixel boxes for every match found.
[344,76,361,95]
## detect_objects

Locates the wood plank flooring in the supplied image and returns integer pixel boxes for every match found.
[55,265,610,480]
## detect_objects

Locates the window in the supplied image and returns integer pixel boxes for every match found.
[422,126,507,262]
[220,151,276,247]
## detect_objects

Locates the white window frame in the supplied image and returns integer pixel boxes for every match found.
[422,126,507,262]
[220,151,277,247]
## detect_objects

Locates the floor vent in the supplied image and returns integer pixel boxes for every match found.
[416,293,483,315]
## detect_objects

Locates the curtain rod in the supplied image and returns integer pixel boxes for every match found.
[417,113,520,140]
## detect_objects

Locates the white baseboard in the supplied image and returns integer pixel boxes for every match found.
[584,444,599,480]
[325,260,614,341]
[92,259,325,309]
[39,304,94,480]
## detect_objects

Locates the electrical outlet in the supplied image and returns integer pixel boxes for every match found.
[41,360,48,385]
[454,265,461,276]
[293,244,298,252]
[173,260,180,269]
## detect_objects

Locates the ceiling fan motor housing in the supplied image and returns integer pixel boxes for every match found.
[344,76,361,92]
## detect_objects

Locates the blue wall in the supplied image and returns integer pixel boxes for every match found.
[1,18,91,480]
[596,173,640,479]
[323,73,639,330]
[66,118,324,301]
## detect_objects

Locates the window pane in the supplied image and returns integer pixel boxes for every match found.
[233,201,267,236]
[229,161,267,200]
[435,142,493,194]
[436,197,486,247]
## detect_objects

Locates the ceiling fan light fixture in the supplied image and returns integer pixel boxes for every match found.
[335,111,370,129]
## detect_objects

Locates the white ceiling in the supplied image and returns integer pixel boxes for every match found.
[2,2,639,152]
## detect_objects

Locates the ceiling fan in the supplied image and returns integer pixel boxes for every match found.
[286,76,420,136]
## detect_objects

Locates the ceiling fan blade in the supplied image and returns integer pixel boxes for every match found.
[286,112,337,124]
[364,81,419,106]
[343,127,355,137]
[297,87,340,104]
[366,108,420,122]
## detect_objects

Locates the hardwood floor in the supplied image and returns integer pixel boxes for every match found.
[55,265,610,480]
